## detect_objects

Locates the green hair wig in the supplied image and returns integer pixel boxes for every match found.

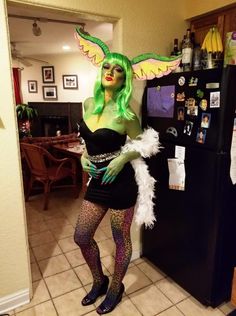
[93,52,134,120]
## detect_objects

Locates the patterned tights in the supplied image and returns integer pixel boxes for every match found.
[74,200,134,307]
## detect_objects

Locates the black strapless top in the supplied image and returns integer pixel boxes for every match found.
[79,119,127,155]
[79,119,138,209]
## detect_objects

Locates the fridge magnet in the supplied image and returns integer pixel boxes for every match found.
[189,77,198,86]
[185,97,195,108]
[176,92,185,102]
[196,89,204,99]
[210,91,220,108]
[187,105,198,116]
[166,126,178,137]
[206,82,220,89]
[178,76,185,86]
[168,158,185,191]
[147,85,175,118]
[201,113,211,128]
[199,99,208,111]
[196,127,207,144]
[177,107,185,121]
[183,121,193,136]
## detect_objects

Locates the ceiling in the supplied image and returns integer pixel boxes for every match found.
[7,3,113,59]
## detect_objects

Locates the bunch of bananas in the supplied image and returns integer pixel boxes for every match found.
[201,27,223,53]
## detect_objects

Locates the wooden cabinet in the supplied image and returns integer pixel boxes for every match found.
[190,4,236,47]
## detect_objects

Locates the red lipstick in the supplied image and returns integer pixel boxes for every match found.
[105,76,113,81]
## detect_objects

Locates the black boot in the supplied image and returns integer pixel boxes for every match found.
[96,283,125,314]
[81,275,109,306]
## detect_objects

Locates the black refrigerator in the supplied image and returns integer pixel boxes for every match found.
[142,65,236,307]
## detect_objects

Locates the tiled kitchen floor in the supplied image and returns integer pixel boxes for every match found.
[8,189,236,316]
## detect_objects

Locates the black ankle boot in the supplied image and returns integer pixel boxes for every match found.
[96,283,125,314]
[81,275,109,306]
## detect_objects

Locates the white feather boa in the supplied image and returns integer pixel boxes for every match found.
[121,127,161,229]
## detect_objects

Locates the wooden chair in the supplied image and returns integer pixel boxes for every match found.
[21,143,78,210]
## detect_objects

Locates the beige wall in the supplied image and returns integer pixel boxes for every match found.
[2,0,230,310]
[184,0,236,19]
[0,0,31,308]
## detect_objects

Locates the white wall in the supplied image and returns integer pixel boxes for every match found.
[18,53,98,104]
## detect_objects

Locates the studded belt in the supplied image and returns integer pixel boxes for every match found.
[87,150,121,163]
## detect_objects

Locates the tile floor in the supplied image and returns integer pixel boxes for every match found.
[8,190,236,316]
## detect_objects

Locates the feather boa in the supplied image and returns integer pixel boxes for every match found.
[121,128,161,228]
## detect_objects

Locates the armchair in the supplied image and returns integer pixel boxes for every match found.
[21,143,78,210]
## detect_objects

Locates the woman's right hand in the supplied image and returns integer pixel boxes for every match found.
[81,155,101,178]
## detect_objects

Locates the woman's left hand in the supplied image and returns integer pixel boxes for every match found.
[100,156,125,185]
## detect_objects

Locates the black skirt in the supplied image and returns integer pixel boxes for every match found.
[84,161,138,209]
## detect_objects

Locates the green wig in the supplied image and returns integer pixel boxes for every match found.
[93,52,134,120]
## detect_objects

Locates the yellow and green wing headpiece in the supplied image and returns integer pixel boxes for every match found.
[75,27,110,66]
[75,27,181,79]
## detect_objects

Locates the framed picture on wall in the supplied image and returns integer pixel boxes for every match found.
[28,80,38,93]
[42,86,57,100]
[42,66,55,83]
[62,75,78,89]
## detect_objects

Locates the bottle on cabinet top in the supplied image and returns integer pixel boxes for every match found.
[181,29,193,72]
[171,38,181,57]
[171,38,182,72]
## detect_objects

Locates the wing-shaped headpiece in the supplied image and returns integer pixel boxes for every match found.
[75,27,181,79]
[75,27,110,66]
[131,53,181,80]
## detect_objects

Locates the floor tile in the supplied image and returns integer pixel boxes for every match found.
[74,263,93,286]
[29,248,35,263]
[123,265,152,294]
[31,262,42,282]
[28,230,55,247]
[14,280,50,313]
[156,277,190,304]
[50,223,75,240]
[97,239,114,257]
[100,224,113,239]
[129,284,172,316]
[44,217,70,229]
[58,236,78,252]
[177,297,225,316]
[65,248,86,267]
[15,300,57,316]
[27,220,48,235]
[158,305,185,316]
[53,288,94,315]
[41,209,66,221]
[137,260,166,282]
[38,254,70,277]
[101,255,115,275]
[32,241,62,261]
[94,227,109,242]
[218,301,235,315]
[45,269,82,297]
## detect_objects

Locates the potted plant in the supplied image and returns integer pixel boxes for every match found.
[16,103,38,138]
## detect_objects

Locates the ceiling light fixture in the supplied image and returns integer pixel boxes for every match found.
[62,45,71,50]
[32,20,41,36]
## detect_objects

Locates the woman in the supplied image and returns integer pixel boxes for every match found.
[74,27,180,314]
[74,52,143,314]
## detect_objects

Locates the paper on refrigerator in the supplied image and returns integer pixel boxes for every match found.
[230,118,236,185]
[168,158,185,191]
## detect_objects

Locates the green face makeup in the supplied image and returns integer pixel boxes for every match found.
[101,63,125,90]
